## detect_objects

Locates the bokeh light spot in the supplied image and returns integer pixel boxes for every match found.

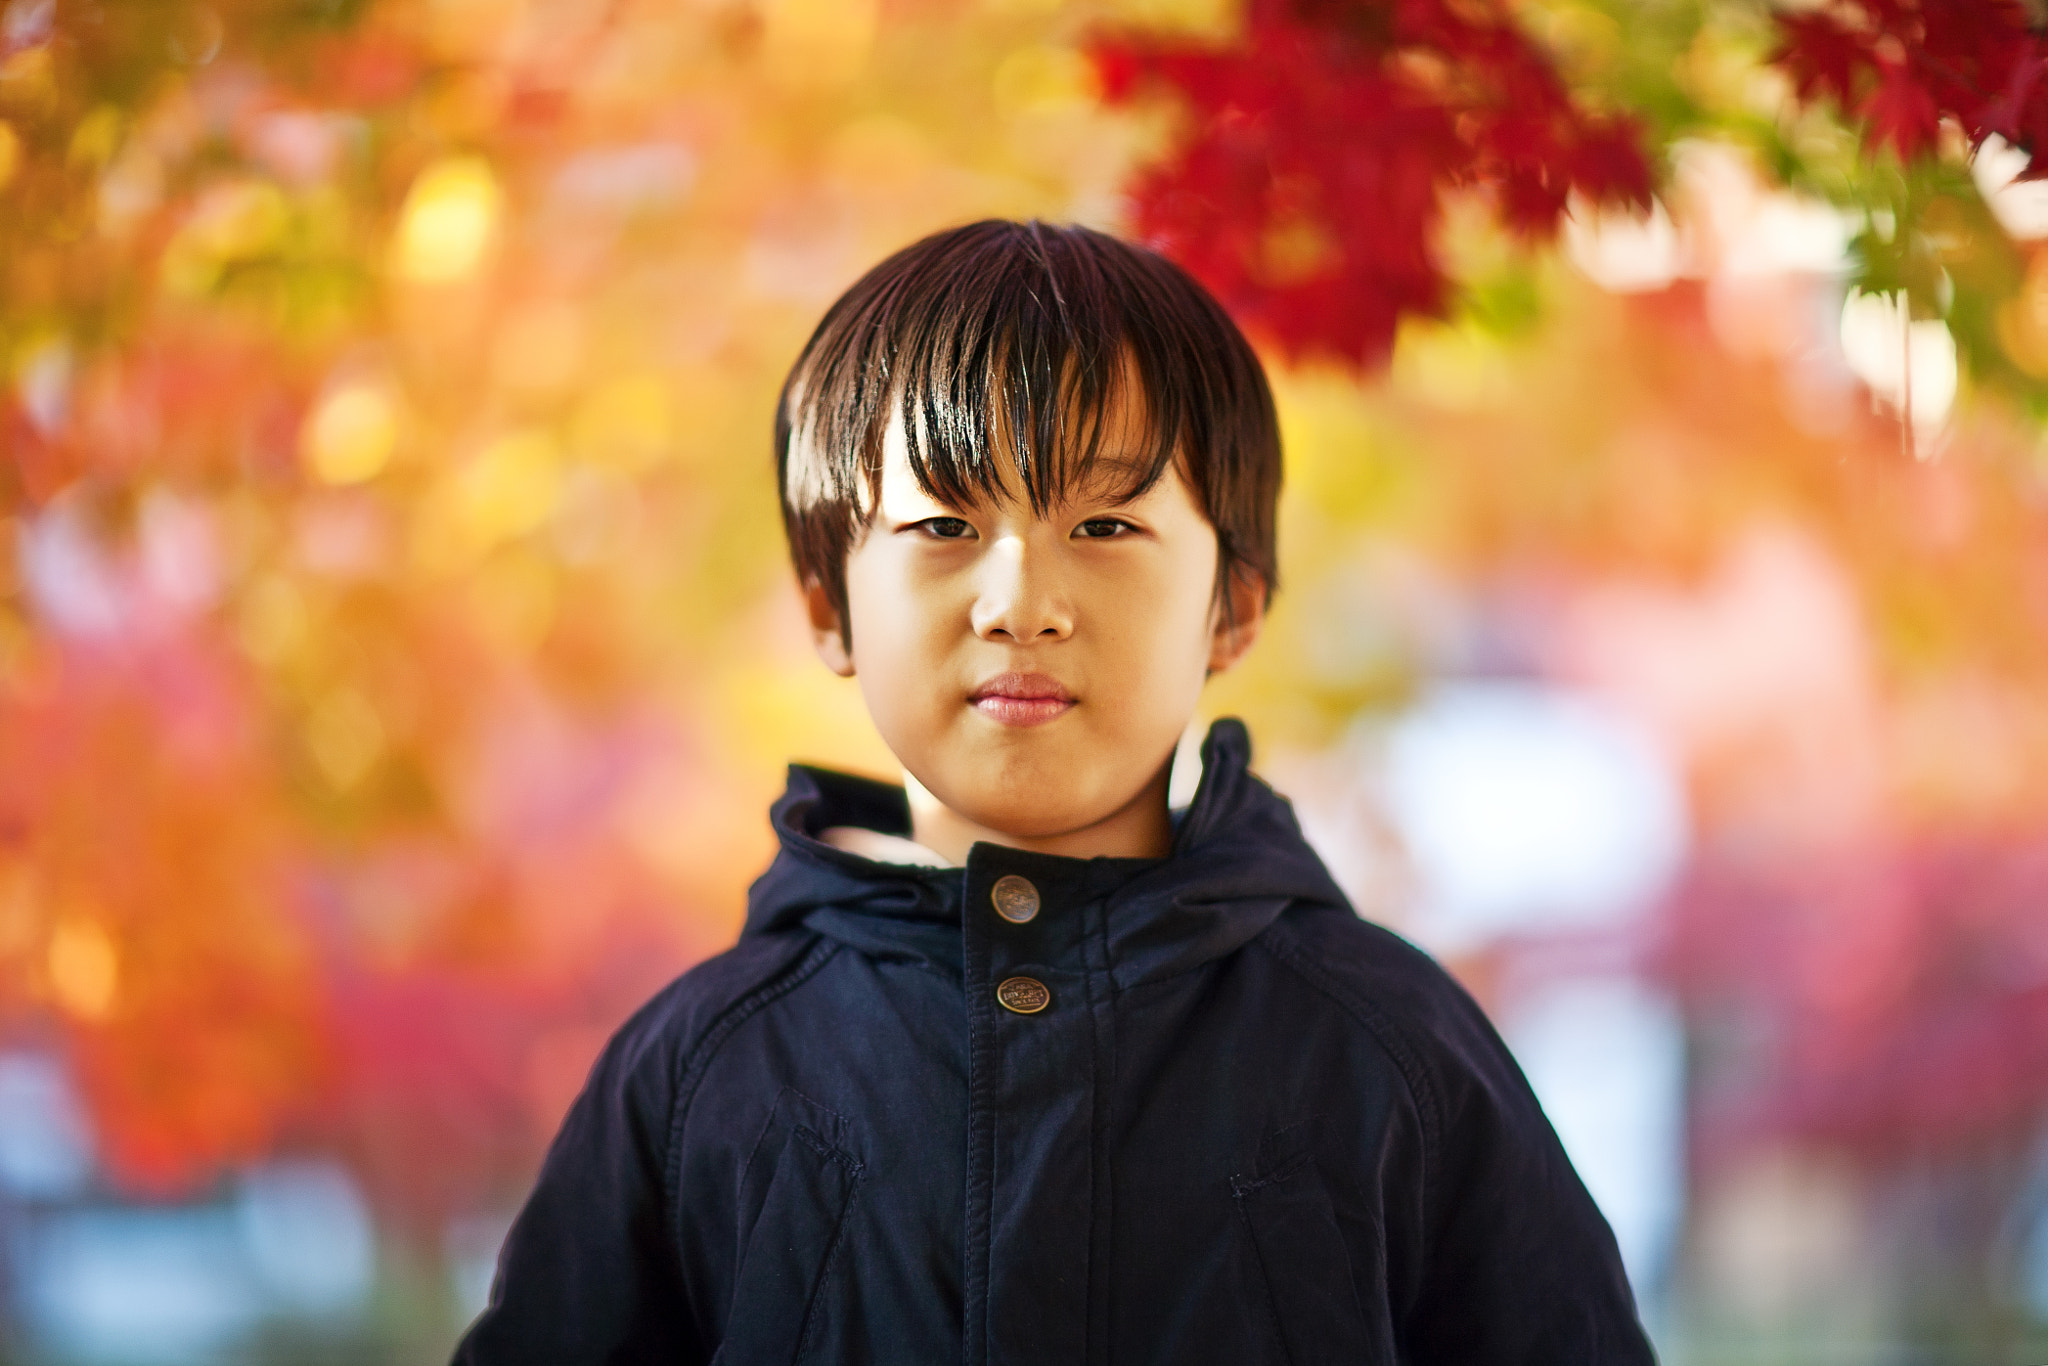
[760,0,877,87]
[236,578,309,665]
[67,106,122,168]
[47,918,117,1021]
[393,156,502,284]
[570,374,672,471]
[455,429,562,549]
[1996,251,2048,379]
[991,45,1097,117]
[0,120,20,192]
[301,384,399,485]
[307,690,385,791]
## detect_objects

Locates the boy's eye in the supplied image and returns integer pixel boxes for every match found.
[916,516,974,540]
[1075,518,1133,539]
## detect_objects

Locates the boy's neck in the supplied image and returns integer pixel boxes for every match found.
[905,757,1176,865]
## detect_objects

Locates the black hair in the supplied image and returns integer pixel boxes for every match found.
[775,219,1280,647]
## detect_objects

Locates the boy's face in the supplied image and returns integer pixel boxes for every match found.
[804,394,1262,847]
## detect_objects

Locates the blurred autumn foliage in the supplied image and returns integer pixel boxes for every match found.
[0,0,1179,1210]
[1093,0,1655,361]
[5,8,2048,1332]
[1773,0,2048,167]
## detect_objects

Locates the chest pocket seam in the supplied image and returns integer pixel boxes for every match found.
[1231,1128,1371,1366]
[1231,1156,1314,1364]
[718,1090,866,1365]
[788,1123,865,1360]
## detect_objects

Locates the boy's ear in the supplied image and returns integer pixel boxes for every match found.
[803,576,856,677]
[1206,567,1265,675]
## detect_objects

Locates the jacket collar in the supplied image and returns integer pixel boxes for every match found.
[741,717,1348,987]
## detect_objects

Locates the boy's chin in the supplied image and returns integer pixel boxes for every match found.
[958,802,1105,842]
[931,773,1150,844]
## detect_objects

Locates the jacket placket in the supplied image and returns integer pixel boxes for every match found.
[961,850,1119,1366]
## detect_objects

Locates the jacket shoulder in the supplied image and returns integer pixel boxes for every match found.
[573,931,838,1213]
[1264,907,1492,1037]
[608,929,836,1097]
[1256,905,1527,1160]
[450,930,835,1365]
[1258,910,1651,1358]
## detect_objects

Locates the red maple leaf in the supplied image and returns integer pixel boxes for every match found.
[1772,12,1867,109]
[1864,59,1946,162]
[1772,0,2048,175]
[1092,0,1651,367]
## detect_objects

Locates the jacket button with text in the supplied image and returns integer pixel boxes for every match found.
[995,975,1050,1014]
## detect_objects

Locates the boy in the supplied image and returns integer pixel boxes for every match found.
[454,220,1655,1364]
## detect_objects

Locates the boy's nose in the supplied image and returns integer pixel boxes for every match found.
[970,535,1072,642]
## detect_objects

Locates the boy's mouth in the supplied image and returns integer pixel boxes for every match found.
[969,672,1076,727]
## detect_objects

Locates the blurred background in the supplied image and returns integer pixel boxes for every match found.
[3,0,2048,1361]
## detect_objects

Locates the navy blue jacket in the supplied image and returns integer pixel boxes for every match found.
[453,718,1655,1364]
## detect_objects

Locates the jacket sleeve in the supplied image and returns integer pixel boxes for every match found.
[1335,950,1654,1366]
[1396,973,1658,1365]
[451,996,700,1366]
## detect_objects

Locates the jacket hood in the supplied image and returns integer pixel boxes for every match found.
[741,717,1349,987]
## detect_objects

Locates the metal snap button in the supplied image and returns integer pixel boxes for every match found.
[990,874,1040,924]
[995,976,1050,1014]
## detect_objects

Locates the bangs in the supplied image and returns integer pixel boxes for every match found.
[785,223,1195,525]
[890,276,1184,516]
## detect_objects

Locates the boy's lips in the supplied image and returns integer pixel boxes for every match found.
[969,672,1075,727]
